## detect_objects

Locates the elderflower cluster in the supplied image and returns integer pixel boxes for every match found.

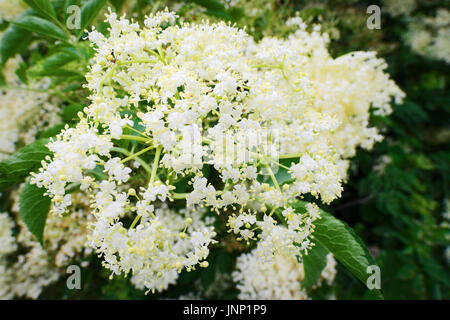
[0,55,60,160]
[31,10,403,294]
[373,155,392,175]
[226,0,269,18]
[0,213,18,299]
[0,190,93,299]
[382,0,416,18]
[407,9,450,64]
[178,269,234,300]
[91,198,216,293]
[0,0,26,21]
[441,199,450,265]
[314,253,337,288]
[233,248,337,300]
[12,190,94,268]
[0,213,16,256]
[275,18,405,159]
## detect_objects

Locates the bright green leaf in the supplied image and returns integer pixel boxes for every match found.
[19,182,51,245]
[0,23,33,64]
[302,241,329,289]
[109,0,126,12]
[0,139,51,191]
[23,0,57,20]
[39,124,66,138]
[40,49,79,70]
[187,0,233,21]
[188,0,227,12]
[77,0,107,38]
[36,68,82,77]
[62,104,84,121]
[293,200,384,299]
[13,15,68,41]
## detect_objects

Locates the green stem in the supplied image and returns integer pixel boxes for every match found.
[129,146,162,229]
[266,164,281,192]
[269,206,277,217]
[99,64,118,89]
[269,158,290,170]
[120,135,150,143]
[125,125,150,138]
[278,153,302,159]
[268,204,287,227]
[130,215,142,229]
[111,147,152,174]
[149,146,163,185]
[171,192,189,200]
[120,145,154,164]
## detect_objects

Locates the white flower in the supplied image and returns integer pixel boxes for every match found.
[233,249,308,300]
[29,10,403,294]
[104,158,132,183]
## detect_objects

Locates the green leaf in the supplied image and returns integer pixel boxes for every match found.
[62,83,83,92]
[293,200,383,299]
[200,259,216,289]
[203,10,232,21]
[19,182,51,245]
[417,253,450,287]
[215,248,233,273]
[187,0,233,21]
[39,124,66,138]
[412,154,435,170]
[15,61,29,84]
[258,158,296,187]
[23,0,56,20]
[302,241,329,289]
[273,158,296,186]
[62,104,84,121]
[0,139,51,191]
[188,0,227,12]
[40,49,79,70]
[77,0,107,37]
[0,23,33,64]
[109,0,126,11]
[35,68,82,77]
[13,15,68,41]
